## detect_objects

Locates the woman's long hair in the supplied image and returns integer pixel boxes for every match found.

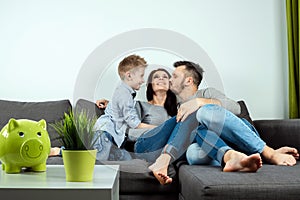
[146,68,177,117]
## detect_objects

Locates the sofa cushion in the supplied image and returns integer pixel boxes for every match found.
[74,98,104,119]
[237,100,254,125]
[0,99,71,147]
[179,162,300,200]
[99,159,178,196]
[47,157,178,198]
[254,119,300,150]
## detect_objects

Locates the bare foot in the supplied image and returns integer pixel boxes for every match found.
[148,153,173,185]
[49,147,60,157]
[262,146,298,166]
[273,148,298,166]
[223,150,262,172]
[276,147,299,159]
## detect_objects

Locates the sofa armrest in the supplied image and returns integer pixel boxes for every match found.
[74,99,104,119]
[253,119,300,150]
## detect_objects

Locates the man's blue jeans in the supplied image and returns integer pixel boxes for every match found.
[134,111,199,163]
[189,104,266,165]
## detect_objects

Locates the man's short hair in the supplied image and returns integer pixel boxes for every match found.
[173,61,204,87]
[118,55,147,79]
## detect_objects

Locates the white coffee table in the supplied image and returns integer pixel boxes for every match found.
[0,165,119,200]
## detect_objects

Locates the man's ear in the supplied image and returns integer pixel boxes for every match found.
[185,77,193,86]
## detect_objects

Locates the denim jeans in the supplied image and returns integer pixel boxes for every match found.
[93,131,132,161]
[134,111,199,163]
[190,104,266,164]
[186,143,220,166]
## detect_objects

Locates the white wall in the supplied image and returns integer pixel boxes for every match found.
[0,0,288,120]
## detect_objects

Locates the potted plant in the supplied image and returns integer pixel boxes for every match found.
[51,109,101,182]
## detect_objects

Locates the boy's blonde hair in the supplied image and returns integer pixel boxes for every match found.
[118,55,147,79]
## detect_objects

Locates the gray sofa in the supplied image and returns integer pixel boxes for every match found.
[0,98,300,200]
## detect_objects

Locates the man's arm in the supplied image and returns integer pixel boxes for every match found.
[177,87,240,122]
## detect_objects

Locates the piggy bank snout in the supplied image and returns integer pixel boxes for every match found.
[21,139,46,160]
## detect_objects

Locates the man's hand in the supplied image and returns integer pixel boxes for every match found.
[176,98,201,122]
[176,98,221,122]
[96,99,109,109]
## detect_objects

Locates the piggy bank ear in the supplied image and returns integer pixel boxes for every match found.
[37,119,47,130]
[8,118,18,132]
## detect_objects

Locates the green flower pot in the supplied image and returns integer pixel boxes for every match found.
[62,149,96,182]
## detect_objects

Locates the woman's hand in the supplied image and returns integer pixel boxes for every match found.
[96,99,109,109]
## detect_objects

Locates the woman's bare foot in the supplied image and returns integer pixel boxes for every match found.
[262,146,298,166]
[148,153,173,185]
[223,150,262,172]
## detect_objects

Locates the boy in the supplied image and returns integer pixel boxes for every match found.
[94,54,155,160]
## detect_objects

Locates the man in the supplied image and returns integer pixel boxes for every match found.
[149,61,298,184]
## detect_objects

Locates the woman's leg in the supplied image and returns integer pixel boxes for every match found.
[148,112,199,185]
[134,116,177,161]
[164,111,199,161]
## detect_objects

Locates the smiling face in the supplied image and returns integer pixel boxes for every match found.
[127,66,146,90]
[151,70,170,93]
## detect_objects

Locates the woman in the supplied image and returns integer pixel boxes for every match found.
[126,68,177,142]
[93,68,178,162]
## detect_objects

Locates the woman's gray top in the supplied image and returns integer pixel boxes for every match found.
[127,101,171,141]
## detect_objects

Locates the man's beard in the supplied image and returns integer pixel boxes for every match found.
[170,80,185,95]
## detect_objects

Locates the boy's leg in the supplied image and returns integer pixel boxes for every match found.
[94,131,113,161]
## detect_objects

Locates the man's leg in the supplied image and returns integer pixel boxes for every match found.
[194,127,262,172]
[197,104,265,155]
[186,143,220,166]
[197,104,298,166]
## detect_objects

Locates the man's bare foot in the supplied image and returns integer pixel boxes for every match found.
[148,153,173,185]
[276,146,299,159]
[223,150,262,172]
[262,146,298,166]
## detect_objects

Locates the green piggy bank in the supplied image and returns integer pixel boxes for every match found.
[0,118,51,173]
